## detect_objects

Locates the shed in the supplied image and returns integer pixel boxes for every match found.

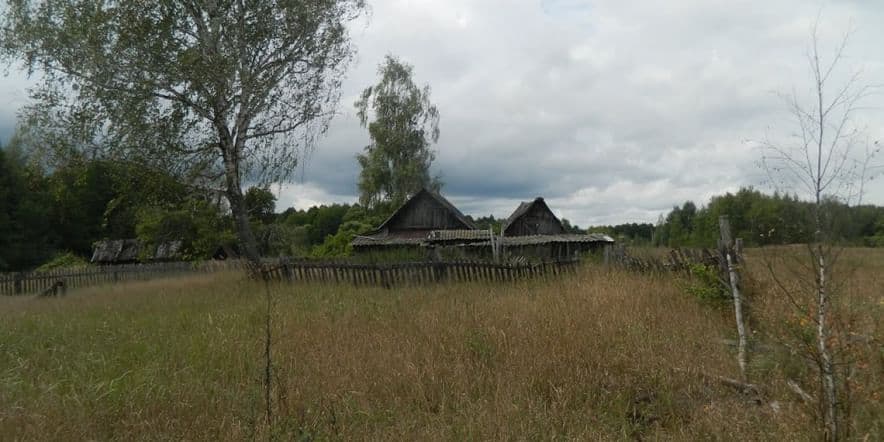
[502,197,565,236]
[351,189,478,252]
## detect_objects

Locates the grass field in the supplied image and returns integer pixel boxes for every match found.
[1,250,881,440]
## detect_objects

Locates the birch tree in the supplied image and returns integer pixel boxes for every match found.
[1,0,366,270]
[760,19,877,441]
[355,55,441,210]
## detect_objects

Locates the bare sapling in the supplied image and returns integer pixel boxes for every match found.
[759,16,879,441]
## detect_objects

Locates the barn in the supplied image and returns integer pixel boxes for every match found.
[351,189,479,255]
[498,197,614,259]
[502,197,565,236]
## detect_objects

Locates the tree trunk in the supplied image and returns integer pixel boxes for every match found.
[817,247,838,441]
[227,182,263,271]
[220,136,263,273]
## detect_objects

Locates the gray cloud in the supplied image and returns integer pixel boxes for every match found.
[2,0,883,225]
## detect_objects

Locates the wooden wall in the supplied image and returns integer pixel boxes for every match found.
[385,192,468,232]
[505,204,565,236]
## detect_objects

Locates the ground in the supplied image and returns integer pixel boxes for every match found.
[1,249,881,441]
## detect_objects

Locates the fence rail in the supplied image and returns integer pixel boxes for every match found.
[0,260,244,296]
[262,259,580,288]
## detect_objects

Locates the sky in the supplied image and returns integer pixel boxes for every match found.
[2,0,883,227]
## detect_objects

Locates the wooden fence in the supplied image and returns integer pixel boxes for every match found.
[261,259,581,288]
[0,260,244,296]
[606,246,724,274]
[1,259,580,295]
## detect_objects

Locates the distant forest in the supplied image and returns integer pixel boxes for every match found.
[591,187,884,248]
[2,144,882,272]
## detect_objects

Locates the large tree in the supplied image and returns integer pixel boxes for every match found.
[355,55,441,210]
[1,0,366,269]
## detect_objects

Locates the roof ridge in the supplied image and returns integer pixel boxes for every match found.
[502,197,565,234]
[374,188,478,232]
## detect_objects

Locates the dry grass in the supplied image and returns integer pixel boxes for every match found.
[1,250,881,441]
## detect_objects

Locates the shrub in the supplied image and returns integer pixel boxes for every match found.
[35,252,90,272]
[683,263,729,304]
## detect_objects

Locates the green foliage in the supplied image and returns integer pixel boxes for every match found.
[653,187,884,248]
[278,203,357,251]
[135,199,235,261]
[2,0,367,267]
[560,218,585,233]
[683,264,729,304]
[310,220,373,258]
[0,144,56,270]
[244,186,276,224]
[470,215,503,233]
[355,55,442,209]
[34,252,89,272]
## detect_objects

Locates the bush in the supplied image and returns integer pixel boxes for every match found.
[35,252,90,272]
[683,263,729,304]
[310,220,373,258]
[135,199,235,260]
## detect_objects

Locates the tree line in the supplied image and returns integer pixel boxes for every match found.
[583,188,884,248]
[0,135,402,272]
[652,187,884,248]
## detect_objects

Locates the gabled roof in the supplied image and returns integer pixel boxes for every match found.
[375,188,478,232]
[502,197,564,234]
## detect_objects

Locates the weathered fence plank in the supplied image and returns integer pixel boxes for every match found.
[256,259,579,288]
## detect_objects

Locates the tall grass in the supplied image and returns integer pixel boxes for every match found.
[1,251,880,440]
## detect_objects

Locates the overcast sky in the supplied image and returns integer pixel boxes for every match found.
[2,0,883,226]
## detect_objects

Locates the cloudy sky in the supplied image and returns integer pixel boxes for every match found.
[2,0,883,226]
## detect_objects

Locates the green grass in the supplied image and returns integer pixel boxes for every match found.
[1,251,881,440]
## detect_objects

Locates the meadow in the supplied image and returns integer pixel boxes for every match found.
[1,249,881,441]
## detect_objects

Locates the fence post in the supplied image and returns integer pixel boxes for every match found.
[14,273,23,295]
[280,258,293,282]
[433,262,444,283]
[719,216,749,384]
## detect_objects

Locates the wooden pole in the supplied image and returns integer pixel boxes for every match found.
[719,216,749,383]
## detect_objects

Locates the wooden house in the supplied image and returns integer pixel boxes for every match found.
[499,198,614,259]
[351,189,478,253]
[502,197,565,236]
